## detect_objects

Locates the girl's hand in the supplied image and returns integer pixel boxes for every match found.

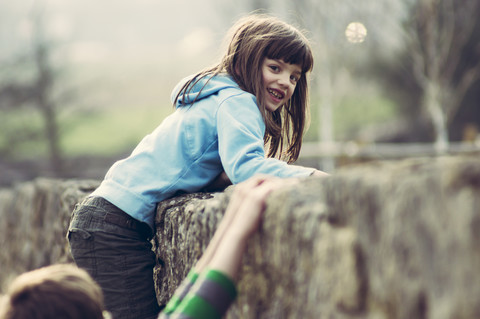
[311,169,329,177]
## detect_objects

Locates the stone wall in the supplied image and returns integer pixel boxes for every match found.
[0,179,99,290]
[1,156,479,318]
[153,156,480,319]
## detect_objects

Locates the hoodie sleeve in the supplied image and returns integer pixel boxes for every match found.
[216,91,315,184]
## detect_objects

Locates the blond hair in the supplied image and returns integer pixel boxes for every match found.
[0,264,105,319]
[175,13,314,163]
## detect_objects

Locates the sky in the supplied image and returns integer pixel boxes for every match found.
[1,0,227,64]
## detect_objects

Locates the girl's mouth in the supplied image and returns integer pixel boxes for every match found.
[268,88,284,100]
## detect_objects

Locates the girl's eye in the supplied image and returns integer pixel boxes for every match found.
[269,65,279,72]
[290,75,299,83]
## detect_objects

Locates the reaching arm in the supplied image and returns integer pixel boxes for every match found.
[216,94,327,182]
[195,175,278,275]
[160,175,282,319]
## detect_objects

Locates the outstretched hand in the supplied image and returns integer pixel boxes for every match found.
[193,175,285,279]
[225,175,281,239]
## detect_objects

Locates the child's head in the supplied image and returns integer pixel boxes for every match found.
[221,13,314,162]
[0,264,106,319]
[179,13,314,163]
[222,14,313,98]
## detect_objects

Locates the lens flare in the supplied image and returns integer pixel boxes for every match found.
[345,22,367,44]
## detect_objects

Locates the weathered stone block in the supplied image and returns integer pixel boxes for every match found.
[0,178,99,290]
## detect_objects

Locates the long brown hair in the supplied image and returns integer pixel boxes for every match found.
[175,13,314,163]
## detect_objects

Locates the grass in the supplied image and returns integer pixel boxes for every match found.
[61,104,173,156]
[0,109,47,158]
[334,94,397,138]
[305,90,398,142]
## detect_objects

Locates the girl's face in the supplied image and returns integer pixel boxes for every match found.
[261,58,302,112]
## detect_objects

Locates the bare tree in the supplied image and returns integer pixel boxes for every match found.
[0,1,65,174]
[404,0,480,152]
[31,2,64,173]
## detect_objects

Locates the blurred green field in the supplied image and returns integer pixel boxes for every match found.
[0,104,172,160]
[61,104,173,156]
[305,91,398,142]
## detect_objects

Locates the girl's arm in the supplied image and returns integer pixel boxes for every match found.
[216,94,328,183]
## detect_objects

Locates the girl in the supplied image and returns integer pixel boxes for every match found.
[67,13,326,319]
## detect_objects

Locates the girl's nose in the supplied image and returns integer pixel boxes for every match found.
[277,74,290,87]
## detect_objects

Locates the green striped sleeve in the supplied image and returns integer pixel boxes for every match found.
[163,269,199,314]
[174,269,237,319]
[177,294,220,319]
[204,269,237,300]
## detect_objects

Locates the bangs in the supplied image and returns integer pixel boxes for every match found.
[265,35,313,73]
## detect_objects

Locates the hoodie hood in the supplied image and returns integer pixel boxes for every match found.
[171,74,239,108]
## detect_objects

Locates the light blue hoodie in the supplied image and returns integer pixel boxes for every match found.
[92,74,314,229]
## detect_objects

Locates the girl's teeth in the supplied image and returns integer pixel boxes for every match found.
[269,89,282,99]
